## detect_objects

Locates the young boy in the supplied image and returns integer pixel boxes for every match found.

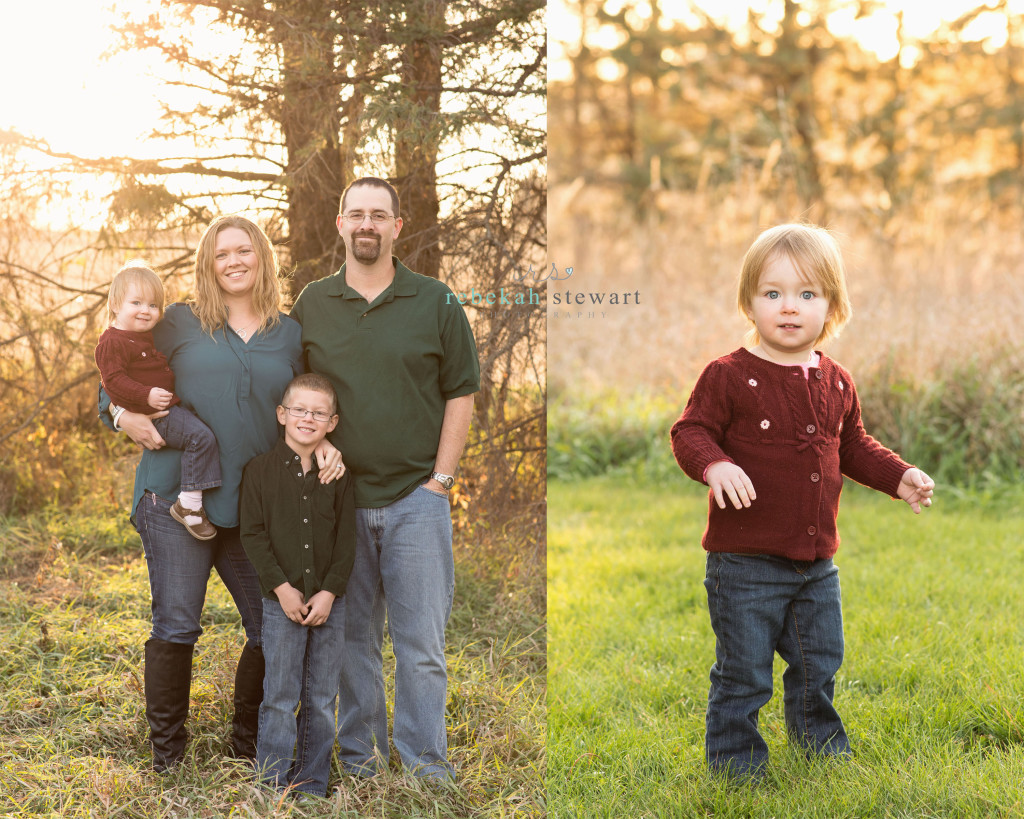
[95,261,220,540]
[240,373,356,797]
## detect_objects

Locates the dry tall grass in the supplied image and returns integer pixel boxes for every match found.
[549,179,1024,396]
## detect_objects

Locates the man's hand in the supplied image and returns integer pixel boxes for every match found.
[118,409,170,450]
[274,583,310,623]
[148,388,174,411]
[706,460,757,510]
[301,590,336,627]
[897,468,935,514]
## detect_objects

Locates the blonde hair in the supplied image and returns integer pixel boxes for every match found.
[191,215,284,336]
[108,261,164,324]
[737,223,852,346]
[282,373,339,415]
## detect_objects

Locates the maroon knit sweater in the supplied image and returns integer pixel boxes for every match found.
[670,348,911,560]
[94,327,180,415]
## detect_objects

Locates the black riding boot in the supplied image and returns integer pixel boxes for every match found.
[144,638,194,772]
[229,641,265,761]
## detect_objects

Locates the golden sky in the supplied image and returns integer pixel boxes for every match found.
[549,0,1020,81]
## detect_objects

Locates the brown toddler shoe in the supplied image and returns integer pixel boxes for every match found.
[170,500,217,541]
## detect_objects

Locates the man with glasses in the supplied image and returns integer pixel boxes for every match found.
[291,177,479,781]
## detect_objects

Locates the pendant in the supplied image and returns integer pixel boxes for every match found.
[236,328,247,339]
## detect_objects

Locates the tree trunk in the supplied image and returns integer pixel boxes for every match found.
[393,0,445,279]
[279,3,346,297]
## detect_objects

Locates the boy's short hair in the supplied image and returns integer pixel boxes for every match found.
[737,223,853,346]
[281,373,339,415]
[108,261,164,324]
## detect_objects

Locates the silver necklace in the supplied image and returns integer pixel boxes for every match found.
[231,317,259,339]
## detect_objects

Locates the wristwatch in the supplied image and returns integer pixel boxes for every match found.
[430,471,455,490]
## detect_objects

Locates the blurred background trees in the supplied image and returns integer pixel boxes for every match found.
[1,0,546,576]
[550,0,1024,486]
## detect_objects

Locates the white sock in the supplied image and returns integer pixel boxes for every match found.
[177,490,203,524]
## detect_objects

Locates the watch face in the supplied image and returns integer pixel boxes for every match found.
[433,472,454,489]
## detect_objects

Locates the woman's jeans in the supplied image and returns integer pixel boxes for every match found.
[134,491,263,645]
[258,597,346,796]
[704,552,851,777]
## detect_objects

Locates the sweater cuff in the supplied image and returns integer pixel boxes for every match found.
[702,459,733,484]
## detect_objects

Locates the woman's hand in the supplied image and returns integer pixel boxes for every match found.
[315,439,346,484]
[119,409,169,450]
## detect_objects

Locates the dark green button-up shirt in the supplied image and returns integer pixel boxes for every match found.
[291,258,480,508]
[240,438,356,601]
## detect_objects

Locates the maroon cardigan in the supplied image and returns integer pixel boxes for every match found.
[94,326,180,415]
[670,348,911,560]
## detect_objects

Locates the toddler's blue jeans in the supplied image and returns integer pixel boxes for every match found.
[152,405,221,492]
[704,552,851,778]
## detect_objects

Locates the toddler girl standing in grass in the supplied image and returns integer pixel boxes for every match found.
[670,223,934,781]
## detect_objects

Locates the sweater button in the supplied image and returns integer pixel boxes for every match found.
[811,473,820,482]
[806,424,816,433]
[807,526,817,535]
[815,370,824,380]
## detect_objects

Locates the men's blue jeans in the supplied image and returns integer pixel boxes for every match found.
[704,552,851,778]
[134,491,262,645]
[258,597,346,796]
[336,485,455,780]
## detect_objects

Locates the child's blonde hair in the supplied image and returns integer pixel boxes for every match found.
[191,214,284,337]
[737,223,852,346]
[108,260,164,324]
[282,373,339,415]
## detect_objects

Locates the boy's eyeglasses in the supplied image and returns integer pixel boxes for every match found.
[341,211,396,224]
[281,405,335,423]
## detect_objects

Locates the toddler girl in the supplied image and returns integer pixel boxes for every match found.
[670,223,934,780]
[95,261,221,540]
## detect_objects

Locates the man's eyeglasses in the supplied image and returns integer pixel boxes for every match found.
[341,211,397,224]
[281,405,335,423]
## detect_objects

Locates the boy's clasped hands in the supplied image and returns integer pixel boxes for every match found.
[706,460,935,514]
[273,583,337,627]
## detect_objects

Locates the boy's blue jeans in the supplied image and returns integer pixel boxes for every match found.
[258,596,346,796]
[704,552,851,778]
[151,405,221,492]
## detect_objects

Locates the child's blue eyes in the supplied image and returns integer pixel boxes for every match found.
[765,291,817,300]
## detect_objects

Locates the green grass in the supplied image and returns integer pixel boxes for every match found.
[0,511,545,818]
[548,475,1024,818]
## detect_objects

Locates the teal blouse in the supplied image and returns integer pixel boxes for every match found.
[125,303,303,527]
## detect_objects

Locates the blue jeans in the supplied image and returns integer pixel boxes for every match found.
[704,552,850,777]
[151,405,221,493]
[258,597,346,796]
[134,491,263,645]
[336,485,455,780]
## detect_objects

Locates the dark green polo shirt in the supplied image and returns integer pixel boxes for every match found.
[291,258,480,508]
[240,438,356,601]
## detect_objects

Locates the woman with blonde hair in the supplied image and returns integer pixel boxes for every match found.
[106,214,345,771]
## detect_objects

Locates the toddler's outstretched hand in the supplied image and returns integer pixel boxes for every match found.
[897,468,935,514]
[706,460,756,510]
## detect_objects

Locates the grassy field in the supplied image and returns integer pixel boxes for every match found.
[548,473,1024,818]
[0,510,545,818]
